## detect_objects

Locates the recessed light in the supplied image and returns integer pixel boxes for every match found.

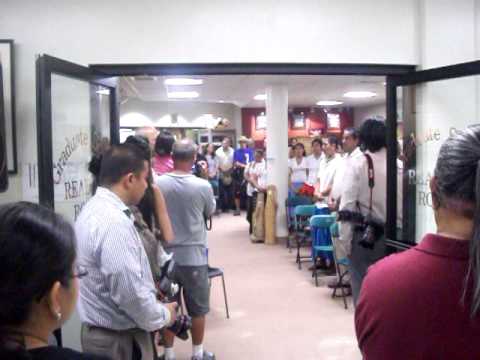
[316,100,343,106]
[164,78,203,86]
[343,91,377,98]
[218,100,225,103]
[167,91,199,99]
[254,94,267,101]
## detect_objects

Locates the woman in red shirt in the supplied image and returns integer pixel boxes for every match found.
[356,125,480,359]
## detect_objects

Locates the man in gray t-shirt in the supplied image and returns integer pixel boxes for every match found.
[156,139,216,360]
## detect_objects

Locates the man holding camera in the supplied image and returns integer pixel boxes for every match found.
[76,144,177,360]
[339,119,388,305]
[156,139,216,360]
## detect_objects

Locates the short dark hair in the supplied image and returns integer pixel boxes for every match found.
[125,135,151,161]
[359,119,386,152]
[344,127,359,139]
[99,144,146,186]
[255,148,265,156]
[327,136,339,149]
[293,142,305,150]
[155,131,175,156]
[0,202,76,357]
[172,139,196,162]
[311,138,322,147]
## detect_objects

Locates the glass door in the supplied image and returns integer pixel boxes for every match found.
[385,60,480,250]
[36,54,119,350]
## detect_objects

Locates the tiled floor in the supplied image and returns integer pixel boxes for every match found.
[166,212,362,360]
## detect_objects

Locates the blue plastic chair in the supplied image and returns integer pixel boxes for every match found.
[310,215,335,286]
[293,204,316,269]
[329,222,350,309]
[285,196,313,251]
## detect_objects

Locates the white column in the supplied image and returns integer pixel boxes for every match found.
[266,85,289,237]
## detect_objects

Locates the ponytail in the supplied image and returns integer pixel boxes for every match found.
[435,125,480,317]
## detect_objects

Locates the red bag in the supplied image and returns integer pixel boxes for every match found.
[297,183,315,197]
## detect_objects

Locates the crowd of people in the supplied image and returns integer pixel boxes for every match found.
[1,122,480,359]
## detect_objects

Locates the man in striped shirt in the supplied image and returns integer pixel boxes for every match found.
[75,144,177,360]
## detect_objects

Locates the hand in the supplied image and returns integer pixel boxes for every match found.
[164,302,178,325]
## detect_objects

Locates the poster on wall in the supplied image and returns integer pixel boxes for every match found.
[0,40,16,173]
[50,75,111,223]
[327,113,340,129]
[256,113,266,130]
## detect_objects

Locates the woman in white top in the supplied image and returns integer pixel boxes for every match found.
[288,142,308,194]
[245,149,266,234]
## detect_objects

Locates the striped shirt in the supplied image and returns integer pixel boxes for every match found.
[75,187,170,332]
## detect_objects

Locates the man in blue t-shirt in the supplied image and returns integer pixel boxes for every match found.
[232,136,254,216]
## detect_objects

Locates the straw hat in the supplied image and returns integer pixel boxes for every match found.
[238,136,249,143]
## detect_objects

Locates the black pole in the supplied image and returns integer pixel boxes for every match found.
[385,76,398,241]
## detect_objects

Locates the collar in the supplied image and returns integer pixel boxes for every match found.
[95,187,131,216]
[414,233,470,260]
[348,147,362,158]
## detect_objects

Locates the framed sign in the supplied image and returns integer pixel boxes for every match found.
[256,113,266,130]
[0,40,16,173]
[327,113,340,129]
[291,113,305,129]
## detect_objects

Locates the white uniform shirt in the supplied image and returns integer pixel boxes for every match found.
[317,154,341,194]
[330,147,363,201]
[339,148,387,222]
[289,157,308,183]
[215,146,234,172]
[245,160,266,196]
[306,153,324,185]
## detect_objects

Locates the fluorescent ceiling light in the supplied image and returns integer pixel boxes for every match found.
[254,94,267,101]
[164,78,203,86]
[316,100,343,106]
[96,89,110,95]
[167,91,199,99]
[343,91,377,98]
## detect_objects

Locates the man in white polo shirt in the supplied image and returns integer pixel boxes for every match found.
[306,138,324,185]
[314,136,341,204]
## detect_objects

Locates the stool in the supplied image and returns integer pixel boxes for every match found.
[208,266,230,319]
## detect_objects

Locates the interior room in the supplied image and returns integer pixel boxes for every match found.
[1,1,480,360]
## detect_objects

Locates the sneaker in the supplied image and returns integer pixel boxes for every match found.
[191,351,216,360]
[234,209,241,216]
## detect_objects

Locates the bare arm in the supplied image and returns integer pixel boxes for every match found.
[152,185,174,242]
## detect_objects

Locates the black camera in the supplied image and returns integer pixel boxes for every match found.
[358,214,384,249]
[336,210,384,249]
[157,257,192,341]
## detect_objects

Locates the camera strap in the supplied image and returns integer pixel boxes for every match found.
[364,153,375,212]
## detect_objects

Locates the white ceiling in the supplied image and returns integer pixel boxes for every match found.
[119,74,386,108]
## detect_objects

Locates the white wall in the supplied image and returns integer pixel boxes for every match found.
[0,0,418,202]
[353,103,386,128]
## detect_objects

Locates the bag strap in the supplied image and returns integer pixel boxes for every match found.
[364,153,375,211]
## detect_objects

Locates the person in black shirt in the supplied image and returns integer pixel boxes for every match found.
[0,202,109,360]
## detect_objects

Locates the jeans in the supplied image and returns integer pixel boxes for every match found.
[219,180,234,211]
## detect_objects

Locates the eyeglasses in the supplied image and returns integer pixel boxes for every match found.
[71,265,88,279]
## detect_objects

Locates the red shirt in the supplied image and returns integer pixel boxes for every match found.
[356,233,480,360]
[152,154,174,176]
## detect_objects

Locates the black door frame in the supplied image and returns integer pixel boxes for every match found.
[385,60,480,250]
[36,54,119,210]
[91,62,417,250]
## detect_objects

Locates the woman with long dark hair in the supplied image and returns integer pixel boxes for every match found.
[0,202,108,360]
[356,125,480,359]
